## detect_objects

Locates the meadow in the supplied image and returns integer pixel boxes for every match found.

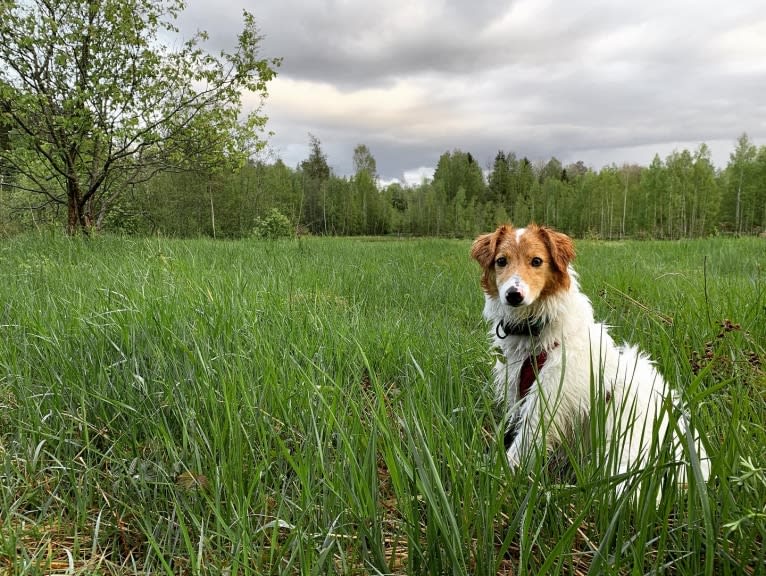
[0,233,764,575]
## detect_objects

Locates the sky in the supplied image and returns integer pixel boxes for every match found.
[178,0,766,186]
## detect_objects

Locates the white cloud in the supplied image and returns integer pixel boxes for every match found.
[182,0,766,180]
[403,167,435,187]
[714,21,766,74]
[267,77,436,134]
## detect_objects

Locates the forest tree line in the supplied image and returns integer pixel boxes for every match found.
[2,130,765,239]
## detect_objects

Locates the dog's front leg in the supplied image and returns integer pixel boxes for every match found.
[505,397,546,469]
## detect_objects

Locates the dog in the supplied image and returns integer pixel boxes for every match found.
[471,223,709,495]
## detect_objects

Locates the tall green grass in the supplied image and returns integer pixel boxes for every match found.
[0,234,764,574]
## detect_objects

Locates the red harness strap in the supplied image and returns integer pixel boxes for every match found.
[518,343,558,398]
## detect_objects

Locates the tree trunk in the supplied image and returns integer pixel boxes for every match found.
[622,174,628,238]
[735,168,743,235]
[208,178,216,239]
[67,178,82,235]
[66,176,92,234]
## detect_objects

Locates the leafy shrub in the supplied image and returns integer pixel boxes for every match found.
[252,208,293,239]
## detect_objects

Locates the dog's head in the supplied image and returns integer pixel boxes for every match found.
[471,223,575,307]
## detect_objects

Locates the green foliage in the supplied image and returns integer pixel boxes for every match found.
[103,134,762,239]
[0,235,763,573]
[432,149,486,204]
[353,143,377,179]
[252,208,293,239]
[0,0,279,234]
[3,124,766,239]
[299,134,332,233]
[487,150,513,204]
[721,133,766,235]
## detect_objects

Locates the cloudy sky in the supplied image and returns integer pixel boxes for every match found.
[179,0,766,185]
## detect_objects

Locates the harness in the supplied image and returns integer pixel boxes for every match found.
[499,324,559,449]
[495,319,559,399]
[519,348,551,399]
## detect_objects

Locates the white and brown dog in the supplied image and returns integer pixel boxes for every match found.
[471,223,709,493]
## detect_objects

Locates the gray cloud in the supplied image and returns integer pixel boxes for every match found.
[179,0,766,182]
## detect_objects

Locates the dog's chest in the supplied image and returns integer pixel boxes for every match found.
[495,336,557,397]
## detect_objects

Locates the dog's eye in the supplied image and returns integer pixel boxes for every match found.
[495,256,507,267]
[530,257,543,267]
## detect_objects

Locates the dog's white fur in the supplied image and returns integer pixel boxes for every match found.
[472,223,709,493]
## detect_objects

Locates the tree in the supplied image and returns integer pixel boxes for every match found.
[539,157,564,183]
[724,133,758,234]
[664,150,695,238]
[351,144,382,234]
[299,134,331,233]
[352,144,377,180]
[617,164,641,238]
[755,146,766,232]
[512,158,537,223]
[690,144,719,236]
[0,102,9,176]
[640,154,668,237]
[487,150,511,204]
[261,159,302,224]
[432,150,486,203]
[564,160,589,180]
[0,0,279,234]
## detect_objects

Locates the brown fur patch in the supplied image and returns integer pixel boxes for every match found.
[471,225,511,296]
[532,224,575,297]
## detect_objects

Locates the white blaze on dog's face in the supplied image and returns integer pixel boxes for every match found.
[471,224,576,307]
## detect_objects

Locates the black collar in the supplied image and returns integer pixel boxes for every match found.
[496,318,546,339]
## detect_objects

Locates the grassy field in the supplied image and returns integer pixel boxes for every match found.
[0,233,764,575]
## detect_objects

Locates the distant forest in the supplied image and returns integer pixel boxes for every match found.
[1,132,765,239]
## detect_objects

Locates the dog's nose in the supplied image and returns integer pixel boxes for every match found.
[505,287,524,307]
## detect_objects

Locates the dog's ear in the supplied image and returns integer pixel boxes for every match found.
[470,232,496,269]
[471,225,510,268]
[540,226,575,273]
[472,226,508,296]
